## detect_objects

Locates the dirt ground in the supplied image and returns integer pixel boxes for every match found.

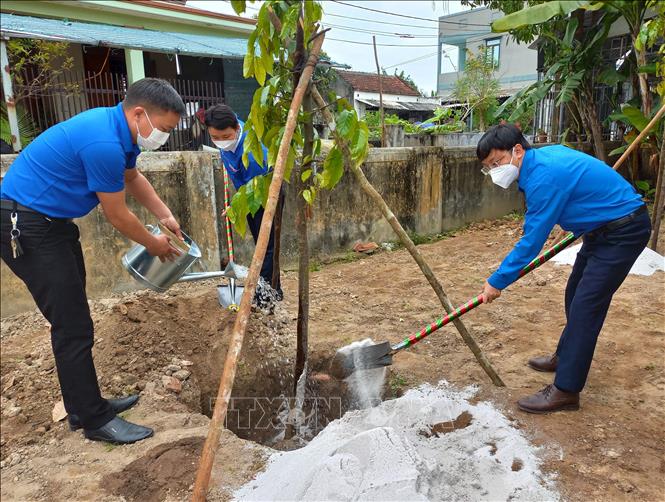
[1,215,664,501]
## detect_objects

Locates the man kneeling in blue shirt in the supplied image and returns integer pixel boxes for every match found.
[477,124,650,413]
[1,78,187,443]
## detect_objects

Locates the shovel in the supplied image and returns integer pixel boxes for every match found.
[217,166,245,311]
[330,232,577,379]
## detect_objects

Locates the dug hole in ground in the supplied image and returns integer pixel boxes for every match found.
[1,216,664,501]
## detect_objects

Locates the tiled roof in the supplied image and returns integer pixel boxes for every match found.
[337,70,421,97]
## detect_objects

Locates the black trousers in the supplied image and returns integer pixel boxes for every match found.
[554,210,651,393]
[246,189,284,291]
[1,208,114,429]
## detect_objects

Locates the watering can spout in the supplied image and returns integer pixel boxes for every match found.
[177,271,227,283]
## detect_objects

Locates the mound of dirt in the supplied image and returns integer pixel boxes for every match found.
[0,282,297,457]
[100,436,204,502]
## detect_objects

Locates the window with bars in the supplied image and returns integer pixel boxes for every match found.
[485,38,501,68]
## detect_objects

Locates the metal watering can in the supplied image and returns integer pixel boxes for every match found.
[122,224,226,293]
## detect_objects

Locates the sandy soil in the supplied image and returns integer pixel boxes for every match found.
[1,216,664,501]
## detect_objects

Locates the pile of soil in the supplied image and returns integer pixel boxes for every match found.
[1,283,297,459]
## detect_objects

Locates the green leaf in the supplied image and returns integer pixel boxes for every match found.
[229,189,249,237]
[635,180,650,192]
[544,62,562,79]
[284,145,297,182]
[301,169,312,182]
[617,105,650,131]
[562,16,579,48]
[243,53,254,79]
[492,1,602,32]
[230,0,246,14]
[608,144,629,156]
[598,67,627,86]
[637,63,657,74]
[322,147,344,189]
[253,55,267,85]
[259,39,274,76]
[336,109,357,138]
[556,71,582,106]
[351,122,369,164]
[250,88,265,139]
[302,189,313,204]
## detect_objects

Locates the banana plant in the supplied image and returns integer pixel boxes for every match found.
[491,0,604,32]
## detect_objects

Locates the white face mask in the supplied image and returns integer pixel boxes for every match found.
[136,111,170,151]
[213,125,242,152]
[489,148,520,189]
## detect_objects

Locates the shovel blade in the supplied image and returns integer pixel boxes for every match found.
[329,341,393,379]
[217,284,245,311]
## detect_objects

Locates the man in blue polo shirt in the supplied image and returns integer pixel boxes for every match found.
[203,104,284,300]
[1,78,186,443]
[477,124,650,413]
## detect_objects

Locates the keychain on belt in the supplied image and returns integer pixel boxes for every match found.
[10,212,24,259]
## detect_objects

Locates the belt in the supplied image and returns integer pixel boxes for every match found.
[0,199,73,222]
[586,205,647,238]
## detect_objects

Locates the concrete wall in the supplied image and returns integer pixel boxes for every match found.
[1,147,523,316]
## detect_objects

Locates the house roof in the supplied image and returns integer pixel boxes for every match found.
[336,70,421,97]
[130,0,256,25]
[0,13,247,58]
[356,98,440,112]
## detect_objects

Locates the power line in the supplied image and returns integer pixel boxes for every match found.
[331,0,488,27]
[321,21,438,38]
[324,10,438,30]
[382,51,440,70]
[328,37,439,47]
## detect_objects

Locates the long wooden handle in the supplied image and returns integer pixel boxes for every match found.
[191,31,326,502]
[613,103,665,171]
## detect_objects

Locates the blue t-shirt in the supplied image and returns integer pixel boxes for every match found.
[488,145,644,290]
[1,103,140,218]
[220,120,270,189]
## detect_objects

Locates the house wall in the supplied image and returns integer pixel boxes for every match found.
[437,8,538,99]
[1,147,524,316]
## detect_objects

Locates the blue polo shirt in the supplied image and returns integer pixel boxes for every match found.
[219,120,270,189]
[1,103,140,218]
[488,145,644,290]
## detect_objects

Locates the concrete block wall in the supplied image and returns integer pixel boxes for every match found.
[1,146,522,316]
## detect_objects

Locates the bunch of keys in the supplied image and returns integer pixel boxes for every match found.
[10,212,24,259]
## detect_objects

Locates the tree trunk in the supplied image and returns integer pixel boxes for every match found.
[580,87,607,162]
[650,133,665,251]
[633,37,652,118]
[295,87,313,393]
[311,86,505,387]
[192,31,326,502]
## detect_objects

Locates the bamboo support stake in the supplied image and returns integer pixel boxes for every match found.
[614,103,665,172]
[372,36,386,148]
[311,86,505,387]
[191,32,326,502]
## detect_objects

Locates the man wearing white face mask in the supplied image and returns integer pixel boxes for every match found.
[476,124,650,414]
[204,104,284,300]
[1,78,186,444]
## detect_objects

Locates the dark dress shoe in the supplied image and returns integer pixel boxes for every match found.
[517,384,579,414]
[69,394,140,431]
[527,354,558,372]
[84,415,153,444]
